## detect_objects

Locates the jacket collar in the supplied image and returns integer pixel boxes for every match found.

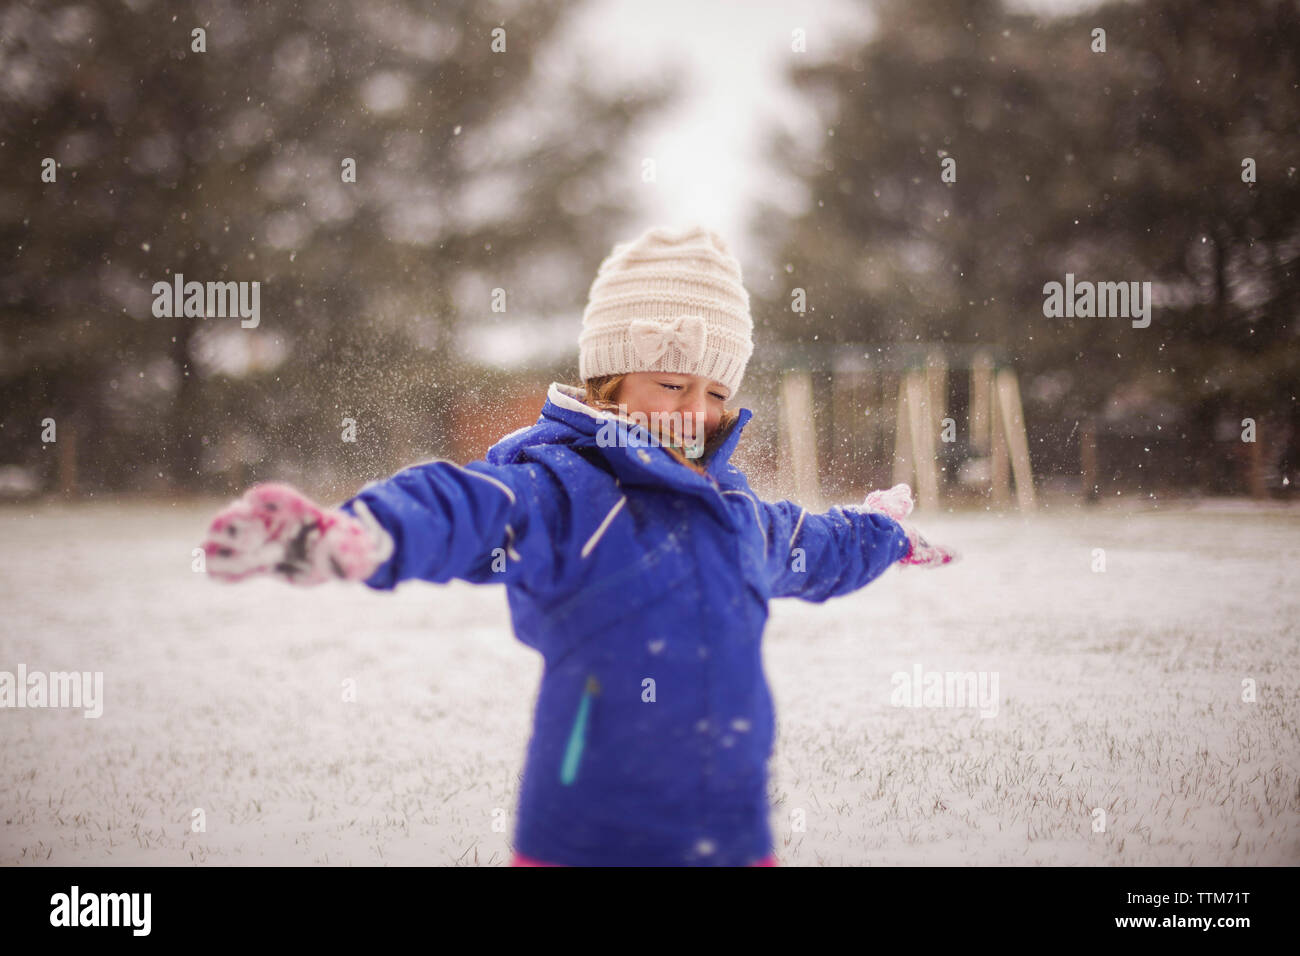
[511,382,754,496]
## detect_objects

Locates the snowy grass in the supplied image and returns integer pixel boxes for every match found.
[1,497,1296,866]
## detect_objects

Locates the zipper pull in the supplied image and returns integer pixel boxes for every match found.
[560,675,600,785]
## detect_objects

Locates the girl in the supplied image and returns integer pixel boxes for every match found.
[201,223,958,867]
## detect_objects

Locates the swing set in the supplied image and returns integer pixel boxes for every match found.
[768,344,1036,512]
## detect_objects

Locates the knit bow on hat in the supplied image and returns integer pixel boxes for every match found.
[628,314,707,366]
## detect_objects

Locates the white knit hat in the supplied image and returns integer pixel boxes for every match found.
[578,223,754,396]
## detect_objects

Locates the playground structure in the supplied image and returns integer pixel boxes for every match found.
[768,343,1036,512]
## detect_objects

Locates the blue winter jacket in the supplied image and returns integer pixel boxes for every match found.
[338,382,912,866]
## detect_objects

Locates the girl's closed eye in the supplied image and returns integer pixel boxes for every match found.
[658,382,727,401]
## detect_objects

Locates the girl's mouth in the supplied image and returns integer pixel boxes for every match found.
[664,423,705,459]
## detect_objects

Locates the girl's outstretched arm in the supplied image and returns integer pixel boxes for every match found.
[201,458,564,591]
[755,483,958,602]
[335,458,563,590]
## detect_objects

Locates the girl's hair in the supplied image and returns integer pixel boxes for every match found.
[576,374,740,475]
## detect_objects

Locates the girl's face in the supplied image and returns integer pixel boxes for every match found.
[613,372,730,450]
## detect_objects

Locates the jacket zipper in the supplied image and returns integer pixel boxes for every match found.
[560,674,601,785]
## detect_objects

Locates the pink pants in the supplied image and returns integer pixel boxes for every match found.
[511,852,777,866]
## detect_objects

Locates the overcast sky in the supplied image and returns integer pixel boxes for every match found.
[558,0,1107,264]
[470,0,1107,366]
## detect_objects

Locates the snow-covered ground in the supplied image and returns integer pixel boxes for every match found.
[2,496,1297,866]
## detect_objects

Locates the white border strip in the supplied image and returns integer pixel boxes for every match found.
[787,507,807,551]
[581,495,627,559]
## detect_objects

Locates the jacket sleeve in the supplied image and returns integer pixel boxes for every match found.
[756,497,912,602]
[336,457,563,591]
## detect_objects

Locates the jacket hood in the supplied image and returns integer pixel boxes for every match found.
[485,382,755,493]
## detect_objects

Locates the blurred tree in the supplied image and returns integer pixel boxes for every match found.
[1048,0,1300,487]
[755,0,1061,347]
[753,0,1298,489]
[0,0,677,494]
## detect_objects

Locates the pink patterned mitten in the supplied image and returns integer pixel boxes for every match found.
[860,482,916,521]
[855,482,959,570]
[201,482,393,586]
[896,522,960,569]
